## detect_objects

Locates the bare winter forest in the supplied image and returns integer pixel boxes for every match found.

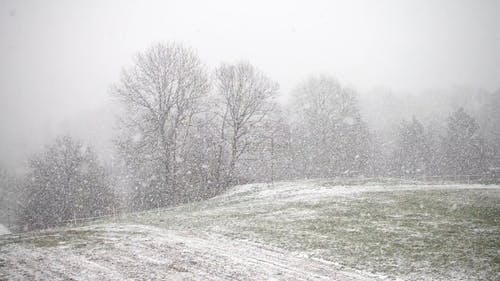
[0,1,499,280]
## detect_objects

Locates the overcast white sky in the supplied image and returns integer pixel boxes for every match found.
[1,0,499,170]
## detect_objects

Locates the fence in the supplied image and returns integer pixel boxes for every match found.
[5,174,498,234]
[401,174,498,184]
[7,204,166,234]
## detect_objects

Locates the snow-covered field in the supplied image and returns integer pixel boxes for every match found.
[0,224,10,236]
[0,224,381,281]
[1,180,499,280]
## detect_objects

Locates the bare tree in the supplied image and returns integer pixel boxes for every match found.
[289,75,369,177]
[442,108,486,175]
[0,168,19,230]
[112,43,210,209]
[392,116,430,177]
[18,136,116,230]
[213,62,278,186]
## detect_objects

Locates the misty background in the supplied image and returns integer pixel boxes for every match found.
[1,0,499,174]
[1,2,500,280]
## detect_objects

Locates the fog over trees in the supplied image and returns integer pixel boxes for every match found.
[0,41,496,230]
[18,137,116,230]
[213,62,279,185]
[288,76,370,178]
[0,1,499,232]
[112,43,210,210]
[1,3,500,281]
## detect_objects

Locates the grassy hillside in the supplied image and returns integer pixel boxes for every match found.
[1,179,499,280]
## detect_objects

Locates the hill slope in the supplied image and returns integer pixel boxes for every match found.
[1,179,499,280]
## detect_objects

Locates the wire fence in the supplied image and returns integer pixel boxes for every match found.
[401,174,499,184]
[7,205,166,234]
[60,213,116,226]
[5,173,499,234]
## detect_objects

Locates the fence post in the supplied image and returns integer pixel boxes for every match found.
[270,136,274,186]
[7,207,10,229]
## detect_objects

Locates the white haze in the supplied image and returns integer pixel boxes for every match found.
[1,0,499,172]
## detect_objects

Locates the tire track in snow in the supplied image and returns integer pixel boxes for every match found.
[0,223,384,280]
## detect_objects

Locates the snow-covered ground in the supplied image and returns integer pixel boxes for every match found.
[0,224,382,281]
[0,224,10,236]
[1,179,499,280]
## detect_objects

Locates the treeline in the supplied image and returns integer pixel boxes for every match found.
[386,108,494,177]
[5,42,499,231]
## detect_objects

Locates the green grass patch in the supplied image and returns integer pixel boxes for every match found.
[131,186,498,280]
[7,183,497,280]
[228,189,500,279]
